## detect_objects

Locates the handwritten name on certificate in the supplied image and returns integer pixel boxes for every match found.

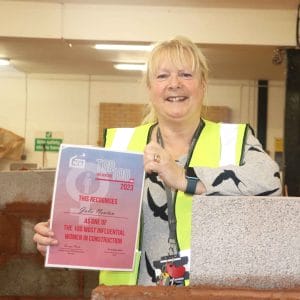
[45,144,144,271]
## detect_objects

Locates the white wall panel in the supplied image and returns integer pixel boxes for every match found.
[0,74,26,136]
[25,75,89,167]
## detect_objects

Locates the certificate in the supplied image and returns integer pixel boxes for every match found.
[45,144,144,271]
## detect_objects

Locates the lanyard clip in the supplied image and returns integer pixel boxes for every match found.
[168,238,177,256]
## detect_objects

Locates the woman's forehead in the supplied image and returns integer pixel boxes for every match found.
[152,55,194,72]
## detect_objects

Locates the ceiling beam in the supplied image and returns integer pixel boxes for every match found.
[0,1,297,46]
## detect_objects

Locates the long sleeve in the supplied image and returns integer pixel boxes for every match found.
[194,128,282,196]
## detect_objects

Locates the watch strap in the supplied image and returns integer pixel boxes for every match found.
[185,176,199,194]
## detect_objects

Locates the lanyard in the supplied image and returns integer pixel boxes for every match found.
[156,119,204,254]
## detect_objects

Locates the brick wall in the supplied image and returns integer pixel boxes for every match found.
[0,170,99,299]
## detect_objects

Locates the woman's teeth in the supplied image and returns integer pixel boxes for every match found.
[166,96,187,102]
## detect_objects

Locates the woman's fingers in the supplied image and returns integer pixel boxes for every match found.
[33,220,58,256]
[144,141,186,190]
[144,141,164,173]
[36,243,47,256]
[33,232,58,246]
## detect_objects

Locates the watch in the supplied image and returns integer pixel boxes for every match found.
[185,167,200,194]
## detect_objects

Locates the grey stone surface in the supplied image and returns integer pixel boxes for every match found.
[83,270,100,298]
[0,170,55,208]
[190,196,300,289]
[0,257,79,296]
[21,219,38,253]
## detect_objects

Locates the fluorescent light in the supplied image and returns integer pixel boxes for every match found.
[95,44,152,51]
[0,59,10,66]
[114,63,147,71]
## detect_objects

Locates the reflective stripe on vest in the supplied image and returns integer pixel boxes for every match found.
[100,120,247,286]
[105,123,153,152]
[108,128,135,151]
[220,123,246,166]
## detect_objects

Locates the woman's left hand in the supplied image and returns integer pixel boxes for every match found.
[144,141,187,191]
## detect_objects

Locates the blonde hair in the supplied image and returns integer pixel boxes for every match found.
[142,36,209,124]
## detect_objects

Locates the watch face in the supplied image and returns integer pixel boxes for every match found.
[186,167,197,179]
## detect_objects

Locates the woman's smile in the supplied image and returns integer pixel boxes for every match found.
[165,95,189,102]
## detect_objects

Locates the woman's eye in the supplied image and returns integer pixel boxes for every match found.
[180,72,193,78]
[156,74,168,80]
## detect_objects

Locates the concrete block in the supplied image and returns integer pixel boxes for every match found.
[0,257,80,297]
[83,270,100,298]
[21,219,37,254]
[0,170,55,208]
[190,196,300,289]
[0,215,19,254]
[5,201,51,217]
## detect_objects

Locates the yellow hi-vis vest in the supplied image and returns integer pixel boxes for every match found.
[99,119,248,286]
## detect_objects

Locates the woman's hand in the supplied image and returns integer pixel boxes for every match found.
[144,141,187,191]
[33,220,58,256]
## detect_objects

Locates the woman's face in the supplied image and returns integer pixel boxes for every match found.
[148,60,205,125]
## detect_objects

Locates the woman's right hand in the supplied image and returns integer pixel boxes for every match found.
[33,220,58,256]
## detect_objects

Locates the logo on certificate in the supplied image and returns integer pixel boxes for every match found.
[69,154,86,169]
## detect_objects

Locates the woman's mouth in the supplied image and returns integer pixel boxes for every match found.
[165,96,188,102]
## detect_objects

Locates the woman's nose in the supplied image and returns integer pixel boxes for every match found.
[168,74,181,88]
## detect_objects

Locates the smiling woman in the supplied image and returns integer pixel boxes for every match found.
[33,36,282,288]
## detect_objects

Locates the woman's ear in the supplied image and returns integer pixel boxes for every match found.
[199,79,207,96]
[201,79,207,90]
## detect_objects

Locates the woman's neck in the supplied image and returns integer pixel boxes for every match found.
[155,119,202,160]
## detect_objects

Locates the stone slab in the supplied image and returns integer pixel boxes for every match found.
[190,196,300,289]
[0,257,79,297]
[0,170,55,207]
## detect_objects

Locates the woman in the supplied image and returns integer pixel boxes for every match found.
[33,36,282,286]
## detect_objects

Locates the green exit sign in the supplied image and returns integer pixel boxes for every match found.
[35,138,63,152]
